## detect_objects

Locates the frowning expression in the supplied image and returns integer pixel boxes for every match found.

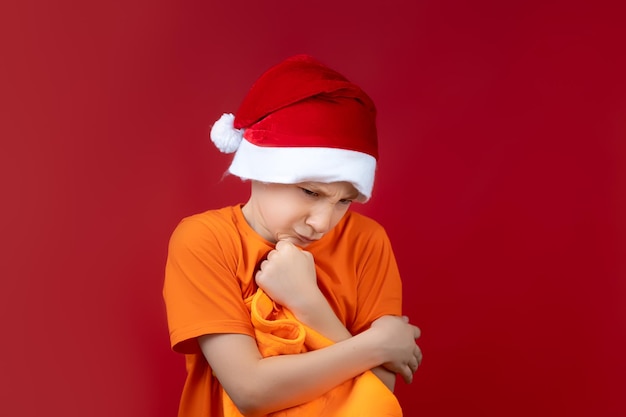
[242,181,359,247]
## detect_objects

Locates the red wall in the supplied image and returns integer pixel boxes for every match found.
[2,1,624,416]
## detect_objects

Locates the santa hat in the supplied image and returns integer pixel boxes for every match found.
[210,54,378,202]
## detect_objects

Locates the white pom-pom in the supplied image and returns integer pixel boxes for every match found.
[210,113,244,153]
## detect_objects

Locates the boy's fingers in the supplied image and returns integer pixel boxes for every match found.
[401,367,413,384]
[413,325,421,339]
[275,240,294,251]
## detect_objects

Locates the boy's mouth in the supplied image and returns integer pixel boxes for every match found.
[295,233,317,245]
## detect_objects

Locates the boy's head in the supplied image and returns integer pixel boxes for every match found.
[210,54,378,202]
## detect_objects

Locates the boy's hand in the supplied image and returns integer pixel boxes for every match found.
[255,240,321,311]
[370,315,423,384]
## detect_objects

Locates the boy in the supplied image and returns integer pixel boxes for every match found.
[163,54,422,416]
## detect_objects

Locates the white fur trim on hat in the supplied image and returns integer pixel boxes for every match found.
[210,113,244,153]
[228,138,377,202]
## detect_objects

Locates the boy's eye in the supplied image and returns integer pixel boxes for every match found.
[301,188,319,197]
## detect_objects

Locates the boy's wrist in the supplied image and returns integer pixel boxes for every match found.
[289,291,354,342]
[287,289,327,318]
[357,327,388,367]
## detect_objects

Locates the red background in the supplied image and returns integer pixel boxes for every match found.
[1,1,625,416]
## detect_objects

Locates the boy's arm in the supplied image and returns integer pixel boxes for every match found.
[280,288,398,391]
[255,240,405,391]
[199,314,420,417]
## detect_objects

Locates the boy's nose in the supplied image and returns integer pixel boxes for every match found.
[305,205,333,235]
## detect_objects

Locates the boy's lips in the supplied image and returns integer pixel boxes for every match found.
[277,232,320,246]
[295,234,318,244]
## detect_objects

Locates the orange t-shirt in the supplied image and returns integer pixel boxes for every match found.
[163,204,403,417]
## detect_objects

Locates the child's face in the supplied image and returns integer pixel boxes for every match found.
[244,181,359,247]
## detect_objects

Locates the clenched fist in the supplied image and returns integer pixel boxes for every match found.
[255,240,321,311]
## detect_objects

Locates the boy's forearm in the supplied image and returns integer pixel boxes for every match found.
[289,293,352,342]
[200,330,386,416]
[201,314,419,416]
[371,366,397,392]
[285,298,398,392]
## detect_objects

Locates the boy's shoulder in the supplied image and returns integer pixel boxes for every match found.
[169,205,242,245]
[181,205,238,225]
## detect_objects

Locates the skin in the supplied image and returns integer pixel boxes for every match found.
[198,181,422,416]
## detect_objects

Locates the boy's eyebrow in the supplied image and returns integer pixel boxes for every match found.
[344,189,360,200]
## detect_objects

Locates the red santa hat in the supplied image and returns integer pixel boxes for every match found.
[210,54,378,202]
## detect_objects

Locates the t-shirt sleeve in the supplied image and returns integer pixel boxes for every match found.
[351,224,403,335]
[163,216,255,354]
